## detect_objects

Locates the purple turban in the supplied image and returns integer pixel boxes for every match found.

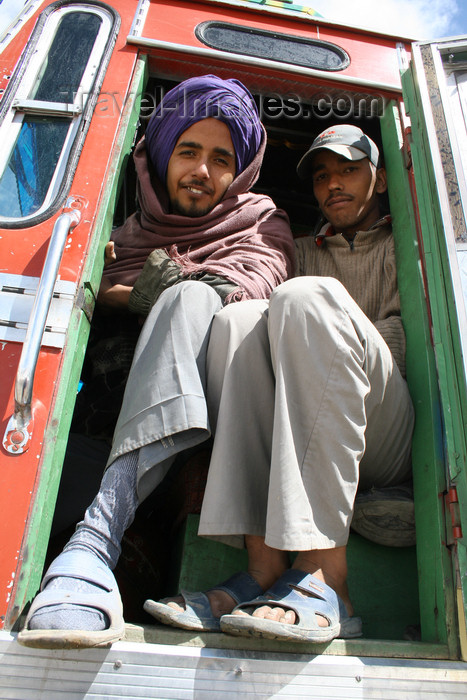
[145,75,262,183]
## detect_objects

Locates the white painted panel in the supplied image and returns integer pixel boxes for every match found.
[0,273,76,348]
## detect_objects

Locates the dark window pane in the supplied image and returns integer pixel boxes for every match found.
[33,12,102,103]
[0,117,69,217]
[196,22,349,71]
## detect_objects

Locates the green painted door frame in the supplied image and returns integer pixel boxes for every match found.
[398,37,467,658]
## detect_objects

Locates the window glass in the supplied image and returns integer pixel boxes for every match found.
[0,117,69,217]
[0,3,115,224]
[33,13,102,103]
[196,22,349,71]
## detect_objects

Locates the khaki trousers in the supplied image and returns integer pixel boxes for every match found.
[199,277,414,550]
[107,281,222,501]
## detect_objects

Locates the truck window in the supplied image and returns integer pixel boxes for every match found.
[0,2,117,225]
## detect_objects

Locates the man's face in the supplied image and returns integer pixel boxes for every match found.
[311,149,387,237]
[166,118,236,217]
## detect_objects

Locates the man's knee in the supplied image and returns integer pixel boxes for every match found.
[271,276,347,303]
[269,277,350,321]
[212,299,268,337]
[147,280,223,324]
[140,281,223,343]
[160,279,221,306]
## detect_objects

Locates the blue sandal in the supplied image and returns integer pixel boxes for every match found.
[144,571,262,632]
[17,550,125,649]
[220,569,362,643]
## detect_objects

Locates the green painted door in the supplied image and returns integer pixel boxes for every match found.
[401,36,467,658]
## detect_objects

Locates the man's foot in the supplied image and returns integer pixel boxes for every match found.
[17,550,124,649]
[27,575,109,631]
[351,484,416,547]
[234,541,352,630]
[232,569,352,629]
[144,571,263,632]
[161,588,237,619]
[220,570,362,643]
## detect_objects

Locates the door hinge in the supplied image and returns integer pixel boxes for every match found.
[402,125,413,170]
[76,281,96,325]
[445,486,463,544]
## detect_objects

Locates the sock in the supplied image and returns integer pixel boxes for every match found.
[28,450,139,632]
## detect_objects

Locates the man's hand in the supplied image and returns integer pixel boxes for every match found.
[97,278,132,310]
[98,241,131,310]
[104,241,117,267]
[128,249,183,316]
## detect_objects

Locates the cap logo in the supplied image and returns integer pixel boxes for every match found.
[296,124,379,179]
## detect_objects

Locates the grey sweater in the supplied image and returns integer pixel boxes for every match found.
[294,218,406,377]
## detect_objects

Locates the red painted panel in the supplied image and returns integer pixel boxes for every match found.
[0,0,140,626]
[142,0,407,89]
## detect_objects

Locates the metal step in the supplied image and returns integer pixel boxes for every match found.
[1,630,467,699]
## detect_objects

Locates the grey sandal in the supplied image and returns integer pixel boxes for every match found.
[144,571,262,631]
[220,569,362,643]
[17,550,124,649]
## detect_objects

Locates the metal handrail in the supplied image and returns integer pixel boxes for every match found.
[3,206,81,454]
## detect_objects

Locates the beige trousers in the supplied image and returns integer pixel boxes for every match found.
[199,277,414,551]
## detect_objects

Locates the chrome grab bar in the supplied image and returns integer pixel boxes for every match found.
[3,205,81,454]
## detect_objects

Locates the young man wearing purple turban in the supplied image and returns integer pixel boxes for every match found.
[18,75,294,648]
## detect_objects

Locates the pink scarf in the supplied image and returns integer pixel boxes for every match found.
[104,129,294,301]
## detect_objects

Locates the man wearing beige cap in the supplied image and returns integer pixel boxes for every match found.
[148,124,414,644]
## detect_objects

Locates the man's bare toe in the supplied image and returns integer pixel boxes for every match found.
[251,604,274,620]
[279,609,296,625]
[262,606,296,624]
[165,596,185,613]
[316,614,329,628]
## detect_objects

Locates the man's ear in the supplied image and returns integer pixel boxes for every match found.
[375,167,387,194]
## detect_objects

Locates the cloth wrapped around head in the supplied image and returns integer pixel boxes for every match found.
[145,74,262,182]
[103,74,294,300]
